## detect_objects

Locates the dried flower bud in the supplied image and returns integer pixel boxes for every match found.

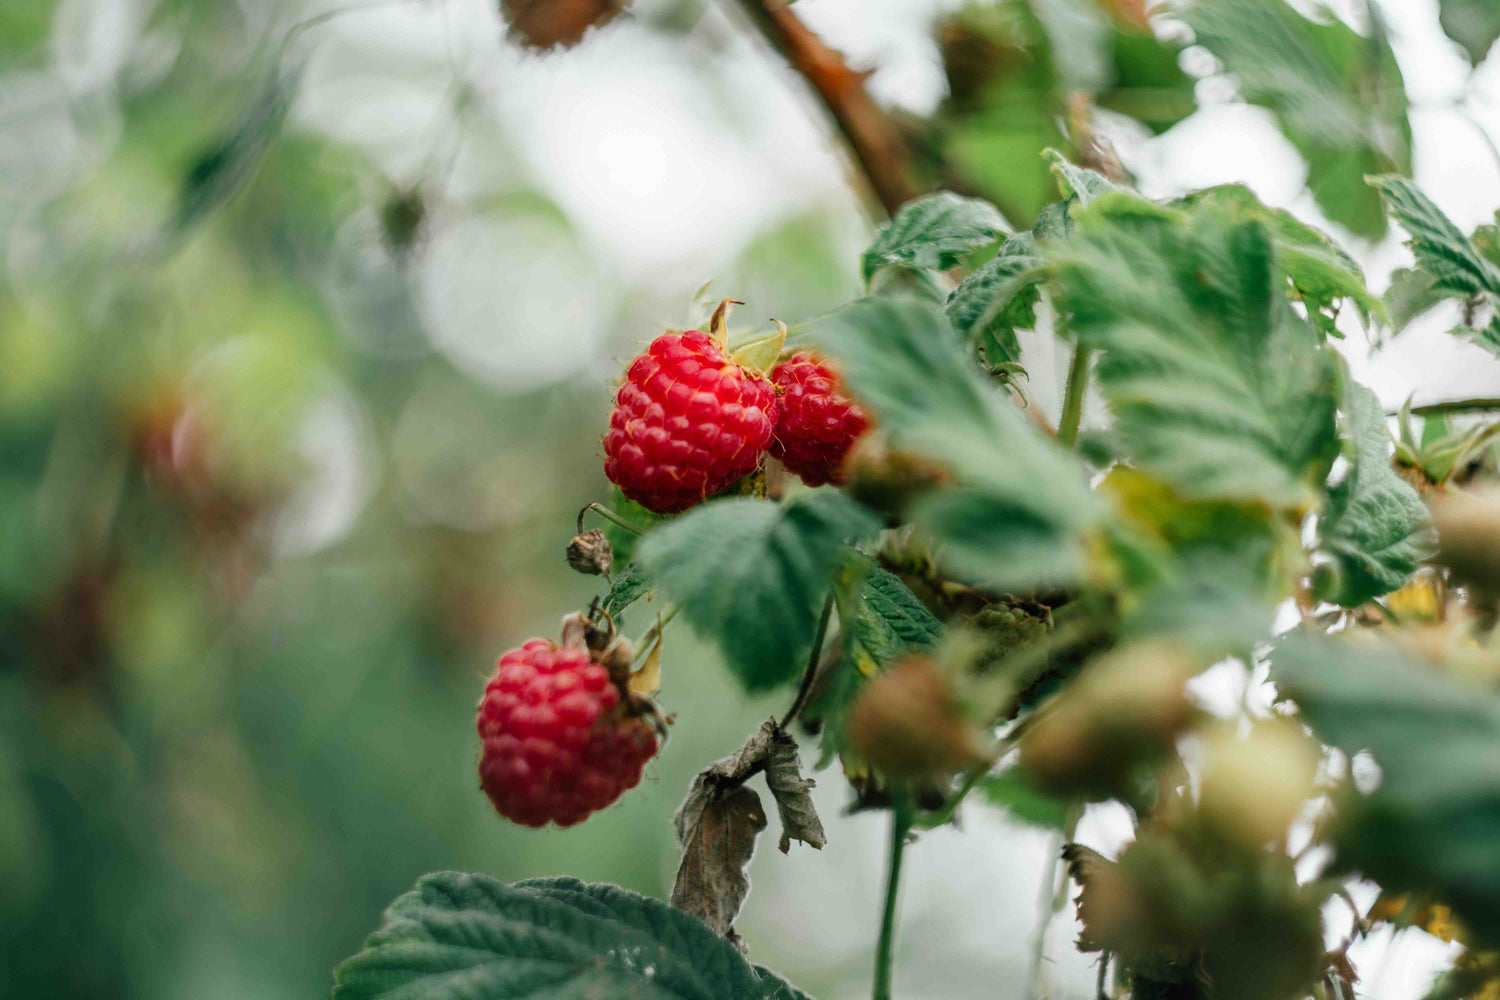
[567,528,613,577]
[849,657,984,780]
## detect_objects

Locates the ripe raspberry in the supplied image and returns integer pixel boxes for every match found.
[769,352,870,487]
[477,639,658,827]
[604,330,778,514]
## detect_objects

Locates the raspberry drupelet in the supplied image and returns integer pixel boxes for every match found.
[477,639,658,827]
[768,351,870,487]
[604,330,778,514]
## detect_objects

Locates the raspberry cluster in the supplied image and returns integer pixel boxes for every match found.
[477,639,658,827]
[604,331,869,513]
[604,331,777,514]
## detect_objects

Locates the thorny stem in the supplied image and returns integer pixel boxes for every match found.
[873,796,913,1000]
[725,0,919,217]
[1058,344,1093,449]
[781,591,835,729]
[579,502,646,536]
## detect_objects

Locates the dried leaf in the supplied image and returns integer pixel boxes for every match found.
[669,720,826,945]
[671,783,766,944]
[761,722,826,853]
[629,634,661,698]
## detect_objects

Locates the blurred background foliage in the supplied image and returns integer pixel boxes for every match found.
[1,0,1498,998]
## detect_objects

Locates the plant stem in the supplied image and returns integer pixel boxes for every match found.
[1058,343,1093,449]
[1401,397,1500,417]
[633,602,682,662]
[725,0,918,216]
[1026,835,1064,1000]
[873,797,912,1000]
[580,502,646,536]
[781,590,835,729]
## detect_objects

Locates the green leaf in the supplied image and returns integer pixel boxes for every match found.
[1043,148,1120,205]
[1382,267,1444,337]
[806,297,1102,589]
[810,557,944,765]
[944,232,1044,366]
[1438,0,1500,65]
[602,563,652,624]
[332,872,811,1000]
[1315,380,1432,607]
[860,192,1006,284]
[978,768,1070,830]
[1175,184,1384,334]
[1371,175,1500,356]
[636,494,880,692]
[1183,0,1411,240]
[1050,192,1341,506]
[1272,636,1500,946]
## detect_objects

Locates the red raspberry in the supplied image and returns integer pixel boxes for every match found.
[603,331,778,514]
[477,639,658,827]
[769,352,870,487]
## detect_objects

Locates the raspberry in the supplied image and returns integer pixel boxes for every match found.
[768,352,870,487]
[477,639,658,827]
[603,330,778,514]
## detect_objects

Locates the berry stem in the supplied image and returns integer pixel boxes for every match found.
[780,590,835,729]
[872,795,912,1000]
[1397,396,1500,417]
[580,503,646,536]
[1058,343,1093,450]
[633,602,682,662]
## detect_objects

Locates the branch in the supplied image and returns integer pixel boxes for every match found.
[727,0,920,216]
[1402,397,1500,417]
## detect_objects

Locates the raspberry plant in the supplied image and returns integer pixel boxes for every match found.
[327,3,1500,1000]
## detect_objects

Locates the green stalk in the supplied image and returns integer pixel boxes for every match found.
[1058,343,1093,449]
[873,797,913,1000]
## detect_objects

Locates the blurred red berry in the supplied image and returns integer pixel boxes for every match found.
[769,352,870,487]
[477,639,658,827]
[603,330,778,514]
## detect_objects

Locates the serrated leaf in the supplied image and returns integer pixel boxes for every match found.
[1371,175,1500,356]
[1175,184,1384,334]
[1183,0,1411,240]
[332,872,811,1000]
[1438,0,1500,65]
[1315,380,1433,607]
[603,562,652,622]
[636,494,879,692]
[1272,635,1500,946]
[1043,148,1120,205]
[860,192,1006,284]
[806,297,1102,589]
[944,233,1043,366]
[809,558,943,766]
[978,768,1070,829]
[1050,192,1341,507]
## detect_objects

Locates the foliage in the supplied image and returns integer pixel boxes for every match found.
[7,2,1500,1000]
[333,873,810,1000]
